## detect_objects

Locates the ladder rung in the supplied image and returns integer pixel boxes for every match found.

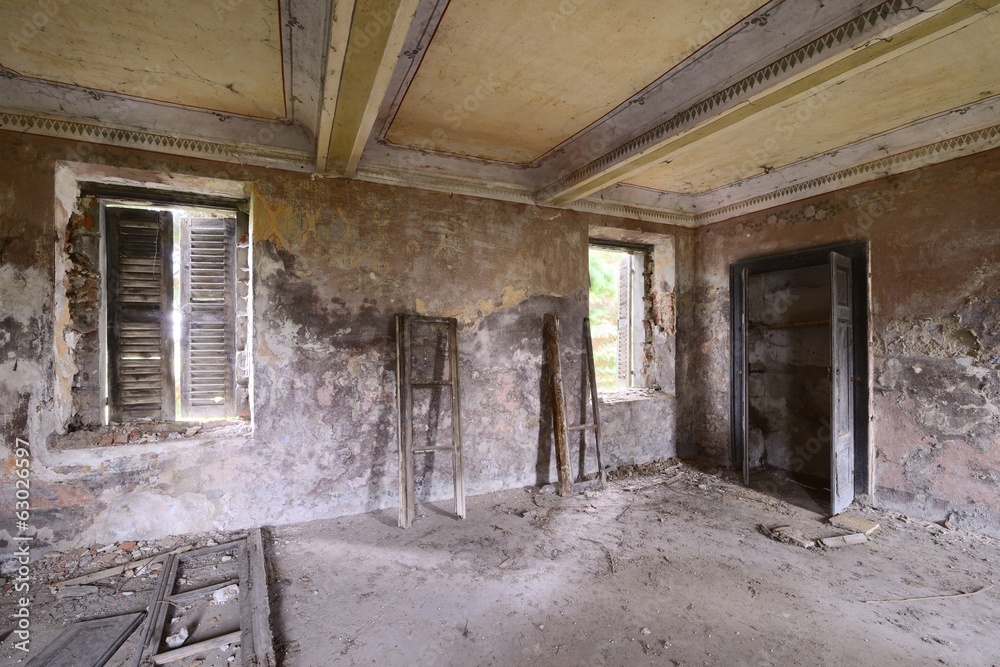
[411,380,453,387]
[567,423,597,432]
[413,445,456,453]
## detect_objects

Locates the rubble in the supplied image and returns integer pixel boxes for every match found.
[53,418,248,450]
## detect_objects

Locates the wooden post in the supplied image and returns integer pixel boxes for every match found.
[544,314,572,497]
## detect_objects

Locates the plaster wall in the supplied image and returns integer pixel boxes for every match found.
[0,131,681,547]
[683,147,1000,534]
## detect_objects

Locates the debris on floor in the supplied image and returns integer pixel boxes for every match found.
[165,626,189,649]
[761,524,817,548]
[819,532,868,547]
[4,459,1000,666]
[828,513,881,535]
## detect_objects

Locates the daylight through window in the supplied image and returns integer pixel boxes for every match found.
[588,243,647,391]
[104,203,247,423]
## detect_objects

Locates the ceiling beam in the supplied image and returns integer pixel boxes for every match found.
[536,0,994,207]
[314,0,357,173]
[316,0,421,176]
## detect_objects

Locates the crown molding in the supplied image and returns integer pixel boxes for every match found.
[0,111,312,171]
[536,0,960,205]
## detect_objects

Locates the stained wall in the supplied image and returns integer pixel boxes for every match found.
[0,131,683,546]
[682,147,1000,534]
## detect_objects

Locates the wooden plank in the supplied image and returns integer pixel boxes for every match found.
[178,539,245,560]
[150,631,241,665]
[166,579,239,604]
[544,314,572,497]
[244,528,276,667]
[448,317,466,520]
[584,318,607,485]
[131,554,179,667]
[566,423,597,432]
[237,541,255,664]
[56,545,192,588]
[396,314,416,528]
[25,612,145,667]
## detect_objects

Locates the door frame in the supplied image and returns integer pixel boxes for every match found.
[729,241,871,499]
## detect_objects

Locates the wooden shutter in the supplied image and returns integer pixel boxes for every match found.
[616,256,631,387]
[106,208,174,422]
[180,217,236,418]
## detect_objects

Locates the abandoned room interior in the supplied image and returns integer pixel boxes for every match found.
[1,0,999,665]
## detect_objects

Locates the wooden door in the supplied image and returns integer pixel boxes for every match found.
[829,252,855,515]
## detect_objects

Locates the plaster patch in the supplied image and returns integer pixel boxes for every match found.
[80,490,229,545]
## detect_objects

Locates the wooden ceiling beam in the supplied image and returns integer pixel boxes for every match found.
[315,0,421,176]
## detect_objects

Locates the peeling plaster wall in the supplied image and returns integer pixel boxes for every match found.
[0,131,682,546]
[683,147,1000,534]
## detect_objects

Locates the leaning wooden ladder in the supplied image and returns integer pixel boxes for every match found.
[544,315,606,497]
[396,314,466,528]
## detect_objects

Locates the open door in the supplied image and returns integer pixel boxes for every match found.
[829,252,855,515]
[738,267,750,487]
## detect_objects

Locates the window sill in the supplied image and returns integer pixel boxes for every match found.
[598,388,674,405]
[50,420,251,453]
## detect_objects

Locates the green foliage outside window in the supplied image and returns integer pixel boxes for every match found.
[589,247,624,391]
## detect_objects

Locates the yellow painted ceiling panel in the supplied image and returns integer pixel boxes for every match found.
[385,0,769,164]
[0,0,285,119]
[625,10,1000,194]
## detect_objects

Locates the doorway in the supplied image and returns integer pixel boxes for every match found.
[730,243,869,515]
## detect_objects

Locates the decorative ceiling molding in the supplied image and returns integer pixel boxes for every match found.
[354,163,535,204]
[696,123,1000,224]
[535,0,962,206]
[601,95,1000,216]
[529,0,894,174]
[353,163,699,227]
[354,120,1000,229]
[0,111,311,171]
[0,75,312,153]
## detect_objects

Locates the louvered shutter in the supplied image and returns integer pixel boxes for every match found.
[180,217,236,418]
[616,256,631,387]
[106,208,174,421]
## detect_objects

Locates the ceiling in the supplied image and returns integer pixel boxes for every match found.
[2,0,999,226]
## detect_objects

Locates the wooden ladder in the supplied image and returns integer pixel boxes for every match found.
[544,314,606,497]
[395,314,466,528]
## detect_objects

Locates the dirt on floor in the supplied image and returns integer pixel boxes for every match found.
[2,459,999,666]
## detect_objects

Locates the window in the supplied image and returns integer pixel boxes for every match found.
[588,242,648,391]
[104,204,244,422]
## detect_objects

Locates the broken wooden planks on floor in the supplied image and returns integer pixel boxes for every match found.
[26,612,146,667]
[131,528,275,667]
[544,314,606,498]
[55,545,193,588]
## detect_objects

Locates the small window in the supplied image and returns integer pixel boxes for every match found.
[588,243,647,391]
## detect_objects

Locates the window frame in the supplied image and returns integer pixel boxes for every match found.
[83,186,250,425]
[588,239,651,392]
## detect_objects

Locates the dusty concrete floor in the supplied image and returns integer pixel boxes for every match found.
[3,460,999,666]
